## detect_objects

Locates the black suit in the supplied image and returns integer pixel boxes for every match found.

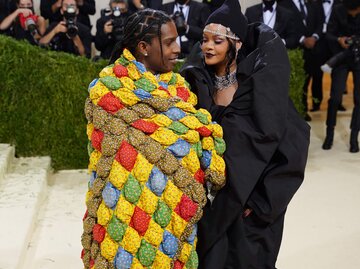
[325,4,360,131]
[161,0,210,57]
[245,3,298,49]
[278,0,323,112]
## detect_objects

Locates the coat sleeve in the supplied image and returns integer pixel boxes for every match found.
[246,101,310,223]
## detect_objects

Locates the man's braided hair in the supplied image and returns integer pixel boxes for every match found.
[110,9,172,63]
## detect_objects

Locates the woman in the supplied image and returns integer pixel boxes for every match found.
[181,0,311,268]
[81,9,226,269]
[0,0,46,45]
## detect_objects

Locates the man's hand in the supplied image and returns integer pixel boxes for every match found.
[303,36,317,49]
[104,20,113,34]
[133,0,145,10]
[54,21,68,34]
[338,36,350,49]
[72,34,86,56]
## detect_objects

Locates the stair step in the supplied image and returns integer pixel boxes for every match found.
[22,170,89,269]
[0,144,15,182]
[0,157,51,269]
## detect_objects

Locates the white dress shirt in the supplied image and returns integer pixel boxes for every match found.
[173,3,190,45]
[322,0,334,32]
[262,1,277,29]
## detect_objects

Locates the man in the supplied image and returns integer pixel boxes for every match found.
[278,0,324,121]
[245,0,298,49]
[39,0,92,57]
[94,0,132,60]
[161,0,210,58]
[40,0,95,29]
[323,0,360,152]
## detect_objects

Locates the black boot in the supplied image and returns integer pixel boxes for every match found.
[350,130,359,153]
[322,127,334,150]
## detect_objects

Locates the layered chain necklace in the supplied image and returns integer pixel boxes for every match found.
[214,69,237,91]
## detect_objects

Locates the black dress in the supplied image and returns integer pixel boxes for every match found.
[181,23,310,269]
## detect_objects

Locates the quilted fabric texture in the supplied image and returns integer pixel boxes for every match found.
[82,49,226,269]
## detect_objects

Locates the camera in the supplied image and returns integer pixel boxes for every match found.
[100,6,126,41]
[63,4,78,38]
[321,35,360,73]
[111,6,126,41]
[172,11,187,36]
[18,13,38,37]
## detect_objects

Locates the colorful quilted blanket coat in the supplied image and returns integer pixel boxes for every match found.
[81,49,226,269]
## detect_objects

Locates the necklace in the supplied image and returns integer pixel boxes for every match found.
[214,70,237,91]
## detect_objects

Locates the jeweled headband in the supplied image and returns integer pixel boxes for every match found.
[203,23,240,41]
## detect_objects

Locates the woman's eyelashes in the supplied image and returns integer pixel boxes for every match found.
[201,38,224,45]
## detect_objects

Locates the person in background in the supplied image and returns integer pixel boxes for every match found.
[245,0,298,49]
[39,0,92,57]
[161,0,210,58]
[40,0,95,30]
[278,0,324,121]
[94,0,132,60]
[322,0,360,152]
[0,0,46,45]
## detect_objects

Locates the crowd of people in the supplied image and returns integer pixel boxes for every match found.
[0,0,358,141]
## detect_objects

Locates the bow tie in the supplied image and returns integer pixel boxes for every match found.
[323,0,331,3]
[263,6,274,12]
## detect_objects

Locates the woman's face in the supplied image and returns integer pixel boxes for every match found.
[18,0,33,8]
[143,21,180,74]
[201,24,237,67]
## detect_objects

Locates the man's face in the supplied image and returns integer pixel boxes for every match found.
[143,21,181,74]
[18,0,33,9]
[111,2,128,13]
[61,0,78,13]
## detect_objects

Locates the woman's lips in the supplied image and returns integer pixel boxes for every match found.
[205,53,215,58]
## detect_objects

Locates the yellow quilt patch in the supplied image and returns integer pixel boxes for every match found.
[100,235,118,260]
[137,187,159,215]
[122,227,142,254]
[97,202,112,226]
[162,181,183,210]
[133,154,153,183]
[115,195,135,225]
[109,161,130,189]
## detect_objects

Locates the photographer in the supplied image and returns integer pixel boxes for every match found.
[39,0,92,57]
[161,0,210,58]
[40,0,95,30]
[323,0,360,152]
[0,0,46,44]
[94,0,132,60]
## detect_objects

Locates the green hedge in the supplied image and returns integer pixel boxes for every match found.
[0,35,305,169]
[0,35,106,169]
[288,49,306,116]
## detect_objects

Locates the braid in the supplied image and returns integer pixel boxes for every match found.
[110,9,172,63]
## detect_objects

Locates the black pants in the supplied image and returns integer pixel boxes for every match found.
[326,63,360,130]
[199,211,285,269]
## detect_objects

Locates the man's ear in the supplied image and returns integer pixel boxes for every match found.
[137,40,149,57]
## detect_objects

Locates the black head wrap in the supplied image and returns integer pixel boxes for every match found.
[205,0,248,41]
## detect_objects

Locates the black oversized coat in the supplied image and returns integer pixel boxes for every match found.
[181,23,310,268]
